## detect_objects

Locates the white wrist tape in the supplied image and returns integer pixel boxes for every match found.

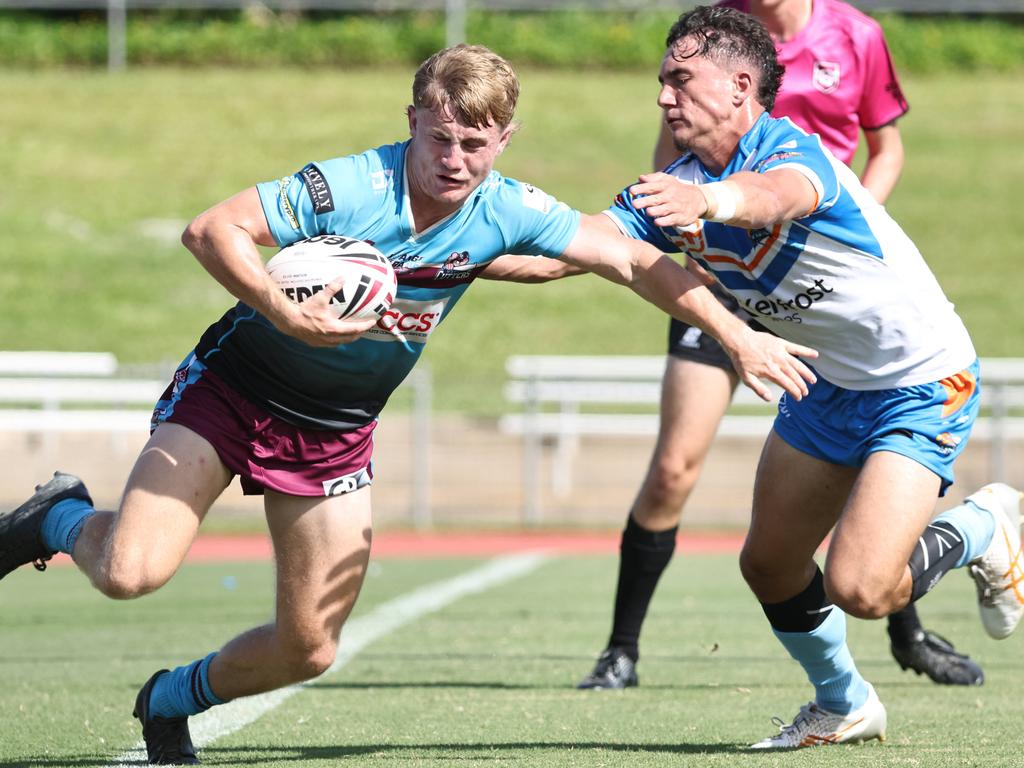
[700,181,740,222]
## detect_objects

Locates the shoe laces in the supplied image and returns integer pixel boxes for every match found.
[771,702,821,739]
[32,556,51,572]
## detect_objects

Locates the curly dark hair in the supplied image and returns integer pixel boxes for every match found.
[665,5,785,112]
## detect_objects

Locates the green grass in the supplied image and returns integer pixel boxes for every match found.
[2,69,1022,413]
[0,552,1017,766]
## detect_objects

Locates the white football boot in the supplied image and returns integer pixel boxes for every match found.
[965,483,1024,639]
[749,684,887,749]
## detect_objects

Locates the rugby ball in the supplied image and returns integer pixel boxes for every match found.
[266,235,396,322]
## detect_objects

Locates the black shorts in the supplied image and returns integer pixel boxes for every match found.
[667,283,762,372]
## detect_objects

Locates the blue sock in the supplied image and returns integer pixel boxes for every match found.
[40,498,95,556]
[149,652,224,719]
[773,608,870,714]
[933,499,997,568]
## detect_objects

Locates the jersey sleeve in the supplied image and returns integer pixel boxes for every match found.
[490,178,582,258]
[602,187,679,253]
[256,148,392,247]
[751,132,842,216]
[856,22,909,130]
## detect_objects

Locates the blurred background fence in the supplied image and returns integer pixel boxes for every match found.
[2,352,1022,531]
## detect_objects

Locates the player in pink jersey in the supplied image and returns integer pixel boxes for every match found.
[577,0,984,692]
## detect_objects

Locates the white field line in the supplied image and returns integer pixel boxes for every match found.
[106,551,550,766]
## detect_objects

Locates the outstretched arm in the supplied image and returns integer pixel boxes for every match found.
[181,187,376,347]
[628,168,819,231]
[479,254,586,283]
[558,215,817,401]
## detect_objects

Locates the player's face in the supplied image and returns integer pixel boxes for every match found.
[657,38,739,152]
[406,105,512,210]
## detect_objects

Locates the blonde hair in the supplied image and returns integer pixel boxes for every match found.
[412,44,520,130]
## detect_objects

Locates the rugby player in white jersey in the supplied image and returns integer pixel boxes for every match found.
[600,5,1022,747]
[577,0,984,694]
[0,43,815,765]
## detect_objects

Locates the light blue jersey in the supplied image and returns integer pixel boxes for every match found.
[192,141,579,430]
[606,113,975,391]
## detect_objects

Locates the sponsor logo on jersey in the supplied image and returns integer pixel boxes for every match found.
[522,184,552,214]
[813,61,841,94]
[277,177,300,230]
[742,278,834,323]
[364,297,449,344]
[389,252,423,271]
[753,151,802,173]
[300,163,335,214]
[322,467,372,496]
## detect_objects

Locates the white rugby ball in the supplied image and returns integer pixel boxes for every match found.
[266,235,396,322]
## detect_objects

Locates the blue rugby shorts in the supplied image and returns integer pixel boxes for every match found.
[772,359,980,496]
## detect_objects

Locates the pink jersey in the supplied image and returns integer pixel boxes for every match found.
[720,0,908,164]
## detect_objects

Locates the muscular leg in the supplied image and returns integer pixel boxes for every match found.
[73,423,232,599]
[207,485,373,700]
[741,432,856,604]
[740,432,872,715]
[825,451,942,618]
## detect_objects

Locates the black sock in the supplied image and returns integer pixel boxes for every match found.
[887,604,924,645]
[760,567,832,633]
[885,520,965,645]
[607,515,677,662]
[907,520,965,602]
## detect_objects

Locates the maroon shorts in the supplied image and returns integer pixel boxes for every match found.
[151,360,375,497]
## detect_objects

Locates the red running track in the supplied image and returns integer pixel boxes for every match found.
[48,530,746,565]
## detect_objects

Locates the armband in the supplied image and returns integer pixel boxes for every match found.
[700,181,742,223]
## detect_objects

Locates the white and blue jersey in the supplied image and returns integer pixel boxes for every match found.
[606,113,975,391]
[192,141,580,430]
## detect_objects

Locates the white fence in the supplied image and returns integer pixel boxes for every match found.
[0,351,434,527]
[502,355,1024,523]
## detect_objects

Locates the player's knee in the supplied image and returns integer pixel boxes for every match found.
[637,459,699,518]
[738,545,777,595]
[280,638,338,682]
[92,561,168,600]
[824,571,892,620]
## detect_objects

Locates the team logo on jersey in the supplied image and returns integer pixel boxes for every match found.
[300,163,335,214]
[813,61,841,94]
[365,297,449,344]
[438,251,472,280]
[398,252,484,288]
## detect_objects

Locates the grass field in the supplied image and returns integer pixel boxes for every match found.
[1,549,1018,767]
[2,68,1023,414]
